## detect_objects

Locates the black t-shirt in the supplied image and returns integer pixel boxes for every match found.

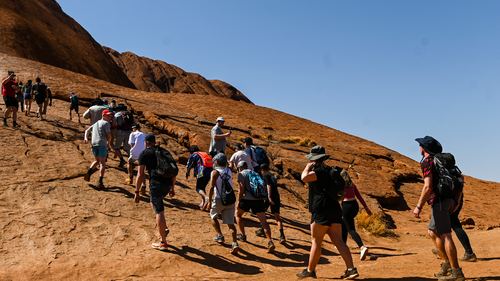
[262,172,279,201]
[308,166,339,214]
[32,83,47,97]
[138,146,173,187]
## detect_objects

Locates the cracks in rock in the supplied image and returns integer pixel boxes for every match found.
[20,134,30,157]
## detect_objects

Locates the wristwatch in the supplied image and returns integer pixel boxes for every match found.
[416,205,422,210]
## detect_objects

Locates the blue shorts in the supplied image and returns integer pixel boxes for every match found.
[92,146,107,157]
[150,182,172,214]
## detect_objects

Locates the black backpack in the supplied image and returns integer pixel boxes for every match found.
[323,165,346,201]
[250,145,270,166]
[154,146,179,178]
[118,110,134,131]
[432,153,464,200]
[35,83,47,96]
[218,170,236,206]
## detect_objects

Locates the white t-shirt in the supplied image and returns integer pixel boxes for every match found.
[215,167,232,199]
[229,150,254,171]
[129,131,146,160]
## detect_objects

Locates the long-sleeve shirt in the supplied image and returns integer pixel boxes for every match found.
[343,183,369,210]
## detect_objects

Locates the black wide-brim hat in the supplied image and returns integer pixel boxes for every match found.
[415,136,443,155]
[305,145,330,161]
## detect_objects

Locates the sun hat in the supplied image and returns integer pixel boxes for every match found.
[415,136,442,155]
[305,145,330,161]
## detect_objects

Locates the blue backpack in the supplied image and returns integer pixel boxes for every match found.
[250,146,270,165]
[244,170,268,198]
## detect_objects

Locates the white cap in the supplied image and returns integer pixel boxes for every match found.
[216,117,225,122]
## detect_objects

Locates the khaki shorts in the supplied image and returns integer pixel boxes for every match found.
[210,198,235,224]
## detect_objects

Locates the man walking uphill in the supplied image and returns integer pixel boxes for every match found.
[2,71,20,127]
[134,134,177,251]
[209,117,231,157]
[413,136,465,281]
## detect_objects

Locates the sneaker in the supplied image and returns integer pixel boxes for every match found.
[341,268,359,280]
[12,122,20,128]
[255,228,265,237]
[151,241,168,251]
[2,119,7,126]
[213,234,225,243]
[296,268,316,278]
[119,159,127,168]
[140,185,147,195]
[267,240,275,253]
[236,233,247,242]
[435,262,451,278]
[459,252,477,262]
[125,176,133,184]
[278,235,286,244]
[438,267,465,281]
[199,201,205,208]
[360,246,369,260]
[432,248,442,259]
[230,242,239,254]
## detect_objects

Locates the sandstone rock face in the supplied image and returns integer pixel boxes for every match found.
[103,47,253,104]
[0,0,135,89]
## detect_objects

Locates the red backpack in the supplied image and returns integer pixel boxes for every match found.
[194,152,213,168]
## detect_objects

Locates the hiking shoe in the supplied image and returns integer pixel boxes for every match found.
[151,241,168,251]
[140,185,147,195]
[438,268,465,281]
[432,248,442,259]
[267,240,275,253]
[435,262,451,278]
[255,228,266,237]
[213,234,225,243]
[296,268,316,278]
[236,233,247,242]
[341,267,359,280]
[98,179,104,188]
[278,235,286,244]
[125,176,133,184]
[360,246,369,260]
[84,170,91,182]
[12,122,20,128]
[459,252,477,262]
[230,242,240,254]
[2,119,7,126]
[118,159,126,168]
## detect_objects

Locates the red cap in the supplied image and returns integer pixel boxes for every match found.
[102,109,114,116]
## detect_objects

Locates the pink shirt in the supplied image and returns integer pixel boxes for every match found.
[343,183,369,210]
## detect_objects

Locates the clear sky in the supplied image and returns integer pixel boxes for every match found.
[56,0,500,182]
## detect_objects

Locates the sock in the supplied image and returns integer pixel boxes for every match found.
[280,229,284,236]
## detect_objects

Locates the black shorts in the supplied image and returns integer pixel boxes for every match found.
[311,211,342,226]
[70,104,79,113]
[150,182,172,214]
[3,96,18,110]
[35,94,46,105]
[239,199,266,214]
[195,176,210,193]
[264,198,281,214]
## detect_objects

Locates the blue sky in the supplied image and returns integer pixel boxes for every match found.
[57,0,500,182]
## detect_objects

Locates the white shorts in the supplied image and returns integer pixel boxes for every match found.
[210,198,235,224]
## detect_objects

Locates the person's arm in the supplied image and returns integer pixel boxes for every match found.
[106,132,111,149]
[169,176,176,197]
[301,162,317,183]
[413,176,433,218]
[267,184,275,205]
[134,165,146,203]
[185,155,198,179]
[2,74,14,85]
[213,131,231,140]
[82,108,91,119]
[353,184,371,215]
[236,173,245,210]
[83,126,92,143]
[203,170,219,210]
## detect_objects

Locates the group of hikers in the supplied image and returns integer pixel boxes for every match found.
[2,71,53,126]
[2,69,474,280]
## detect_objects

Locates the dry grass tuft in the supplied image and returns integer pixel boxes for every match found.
[251,132,261,139]
[355,210,396,237]
[298,139,308,146]
[279,136,317,146]
[260,134,273,141]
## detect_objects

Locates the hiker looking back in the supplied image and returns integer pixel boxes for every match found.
[2,71,20,127]
[413,136,465,281]
[134,134,177,251]
[209,116,231,157]
[297,145,359,279]
[114,102,135,168]
[83,98,107,126]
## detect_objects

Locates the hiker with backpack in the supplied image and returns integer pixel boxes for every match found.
[340,170,372,261]
[114,102,135,168]
[2,71,20,127]
[42,87,52,115]
[22,79,33,116]
[201,153,239,254]
[413,136,465,281]
[235,161,275,253]
[134,134,178,251]
[126,123,147,193]
[83,109,114,188]
[243,137,270,173]
[186,145,213,209]
[83,98,107,126]
[69,92,81,123]
[297,145,359,280]
[32,77,47,120]
[229,143,254,171]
